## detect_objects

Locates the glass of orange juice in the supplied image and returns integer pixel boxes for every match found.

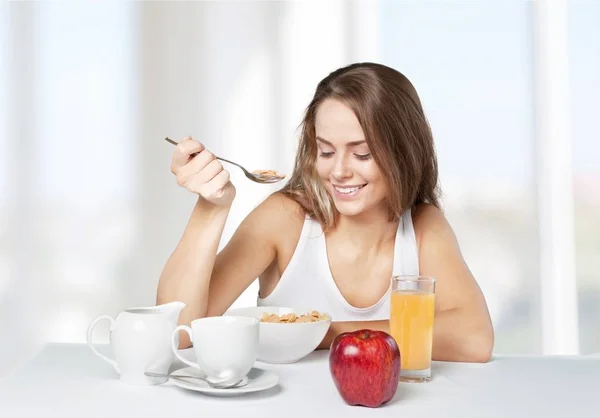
[389,275,435,383]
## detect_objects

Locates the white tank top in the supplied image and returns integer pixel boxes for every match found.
[256,208,419,321]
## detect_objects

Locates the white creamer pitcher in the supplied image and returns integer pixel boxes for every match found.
[86,301,185,385]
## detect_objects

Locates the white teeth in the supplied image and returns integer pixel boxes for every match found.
[334,185,364,194]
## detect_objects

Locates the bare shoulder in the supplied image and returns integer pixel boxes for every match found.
[252,192,305,225]
[412,203,482,311]
[260,192,305,216]
[241,192,306,244]
[411,203,468,279]
[411,203,457,251]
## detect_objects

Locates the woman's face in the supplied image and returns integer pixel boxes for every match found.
[314,99,388,218]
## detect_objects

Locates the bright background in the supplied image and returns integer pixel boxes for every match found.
[0,0,598,375]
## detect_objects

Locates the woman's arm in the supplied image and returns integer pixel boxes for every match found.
[158,192,299,349]
[157,138,300,348]
[157,198,231,337]
[157,138,239,348]
[413,203,494,362]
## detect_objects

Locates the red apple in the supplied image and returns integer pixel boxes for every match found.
[329,329,400,408]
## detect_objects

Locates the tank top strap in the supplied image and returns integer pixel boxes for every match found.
[392,207,420,276]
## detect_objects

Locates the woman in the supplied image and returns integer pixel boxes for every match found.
[157,62,494,362]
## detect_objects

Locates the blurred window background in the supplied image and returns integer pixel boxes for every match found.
[0,0,598,375]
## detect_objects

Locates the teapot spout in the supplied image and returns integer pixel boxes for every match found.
[157,301,186,324]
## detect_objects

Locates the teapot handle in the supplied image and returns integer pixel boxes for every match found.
[86,315,119,374]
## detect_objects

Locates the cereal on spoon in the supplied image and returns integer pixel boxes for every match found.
[252,169,286,181]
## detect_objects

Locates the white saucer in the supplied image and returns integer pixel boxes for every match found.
[170,366,279,397]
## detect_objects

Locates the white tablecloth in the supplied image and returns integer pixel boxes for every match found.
[0,343,598,417]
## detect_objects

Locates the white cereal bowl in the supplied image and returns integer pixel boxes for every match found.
[223,306,332,364]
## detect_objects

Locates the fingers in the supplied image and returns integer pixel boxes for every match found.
[168,136,234,204]
[178,158,223,188]
[171,136,205,172]
[198,168,231,198]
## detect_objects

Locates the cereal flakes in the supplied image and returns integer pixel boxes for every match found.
[260,310,330,323]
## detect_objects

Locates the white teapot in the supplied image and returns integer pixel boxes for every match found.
[86,301,185,385]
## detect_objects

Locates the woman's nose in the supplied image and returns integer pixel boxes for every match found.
[331,154,352,181]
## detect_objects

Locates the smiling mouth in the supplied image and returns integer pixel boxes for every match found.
[333,184,367,194]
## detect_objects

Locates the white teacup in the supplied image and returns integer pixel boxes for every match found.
[172,316,259,383]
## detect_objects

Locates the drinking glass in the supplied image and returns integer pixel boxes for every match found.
[389,275,436,383]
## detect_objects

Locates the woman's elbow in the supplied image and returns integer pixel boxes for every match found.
[464,323,494,363]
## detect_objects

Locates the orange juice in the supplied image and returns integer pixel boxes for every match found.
[389,291,435,371]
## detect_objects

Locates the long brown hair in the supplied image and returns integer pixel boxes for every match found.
[280,62,441,231]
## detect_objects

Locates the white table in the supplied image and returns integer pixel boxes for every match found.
[0,343,598,418]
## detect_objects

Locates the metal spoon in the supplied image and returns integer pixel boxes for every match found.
[164,137,285,184]
[144,371,248,389]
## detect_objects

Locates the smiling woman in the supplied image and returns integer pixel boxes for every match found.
[281,63,441,229]
[157,62,494,363]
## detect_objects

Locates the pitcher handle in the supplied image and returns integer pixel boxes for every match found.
[172,325,200,369]
[86,315,119,374]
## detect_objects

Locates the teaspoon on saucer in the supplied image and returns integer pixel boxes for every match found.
[145,371,248,389]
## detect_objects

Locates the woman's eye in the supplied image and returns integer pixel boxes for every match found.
[319,151,334,158]
[354,153,372,161]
